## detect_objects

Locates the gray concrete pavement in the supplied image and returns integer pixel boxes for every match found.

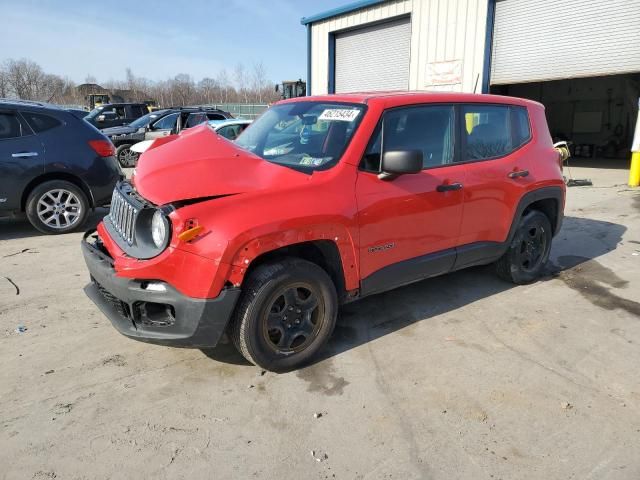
[1,165,639,480]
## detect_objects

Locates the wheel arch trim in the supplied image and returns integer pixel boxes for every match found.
[507,186,565,244]
[226,226,359,295]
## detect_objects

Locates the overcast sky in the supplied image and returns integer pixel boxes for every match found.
[0,0,347,84]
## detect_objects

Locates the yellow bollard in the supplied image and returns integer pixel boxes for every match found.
[629,99,640,187]
[630,152,640,187]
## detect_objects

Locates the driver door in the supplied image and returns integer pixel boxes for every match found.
[355,104,465,295]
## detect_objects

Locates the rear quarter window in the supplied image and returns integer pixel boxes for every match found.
[22,112,62,133]
[511,106,531,148]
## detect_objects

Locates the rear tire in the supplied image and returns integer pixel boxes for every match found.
[26,180,89,234]
[116,144,138,168]
[495,210,552,284]
[230,258,338,372]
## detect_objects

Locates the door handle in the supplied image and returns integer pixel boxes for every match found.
[12,152,38,158]
[508,169,529,179]
[436,182,463,192]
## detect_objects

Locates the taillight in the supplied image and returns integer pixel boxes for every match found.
[88,139,116,157]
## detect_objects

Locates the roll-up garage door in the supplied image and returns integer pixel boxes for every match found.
[335,16,411,93]
[491,0,640,85]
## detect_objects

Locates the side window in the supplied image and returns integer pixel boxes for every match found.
[462,105,511,160]
[218,125,242,140]
[511,106,531,148]
[0,113,23,139]
[207,113,226,121]
[152,113,179,130]
[114,107,126,119]
[133,106,147,117]
[22,112,62,133]
[362,105,455,171]
[185,113,208,128]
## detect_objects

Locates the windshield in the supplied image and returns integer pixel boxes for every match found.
[85,106,105,120]
[129,111,162,128]
[235,102,365,171]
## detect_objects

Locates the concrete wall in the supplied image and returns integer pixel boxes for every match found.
[309,0,489,95]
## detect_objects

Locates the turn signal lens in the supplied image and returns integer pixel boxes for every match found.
[178,225,204,243]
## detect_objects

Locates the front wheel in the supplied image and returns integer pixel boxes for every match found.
[495,210,552,284]
[25,180,89,234]
[230,258,338,372]
[116,144,138,168]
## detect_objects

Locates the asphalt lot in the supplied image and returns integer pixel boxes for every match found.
[1,163,639,480]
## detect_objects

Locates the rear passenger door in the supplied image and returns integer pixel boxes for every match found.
[455,104,533,263]
[356,104,466,294]
[145,112,179,140]
[0,111,44,211]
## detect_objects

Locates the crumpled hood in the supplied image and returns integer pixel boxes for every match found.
[133,125,308,205]
[101,125,138,137]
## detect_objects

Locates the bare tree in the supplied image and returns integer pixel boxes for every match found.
[216,68,231,103]
[170,73,195,106]
[251,61,268,103]
[0,68,9,98]
[234,63,248,103]
[198,77,219,104]
[0,57,282,106]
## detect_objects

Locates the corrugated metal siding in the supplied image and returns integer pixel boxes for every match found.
[309,0,488,95]
[335,17,411,92]
[492,0,640,84]
[409,0,488,92]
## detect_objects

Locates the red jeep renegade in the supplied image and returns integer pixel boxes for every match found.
[82,92,565,372]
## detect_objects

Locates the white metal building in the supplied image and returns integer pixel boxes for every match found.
[302,0,640,159]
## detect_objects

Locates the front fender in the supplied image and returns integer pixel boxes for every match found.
[225,222,359,290]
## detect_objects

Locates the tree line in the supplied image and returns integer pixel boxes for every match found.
[0,58,282,107]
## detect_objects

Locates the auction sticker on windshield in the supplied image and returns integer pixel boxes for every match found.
[318,108,360,122]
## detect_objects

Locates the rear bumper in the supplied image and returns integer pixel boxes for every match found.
[81,229,241,348]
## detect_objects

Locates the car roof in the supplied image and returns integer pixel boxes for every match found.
[209,119,252,128]
[0,98,64,111]
[277,91,543,109]
[169,106,229,112]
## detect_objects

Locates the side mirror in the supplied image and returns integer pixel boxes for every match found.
[379,150,423,180]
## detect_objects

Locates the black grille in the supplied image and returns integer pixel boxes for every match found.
[109,187,139,245]
[94,280,131,320]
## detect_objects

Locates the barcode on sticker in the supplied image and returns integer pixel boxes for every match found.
[318,109,360,122]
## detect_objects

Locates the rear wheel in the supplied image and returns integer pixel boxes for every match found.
[116,144,138,168]
[25,180,89,234]
[230,258,338,372]
[495,210,552,284]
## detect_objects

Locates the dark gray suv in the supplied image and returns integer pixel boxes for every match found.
[0,100,122,234]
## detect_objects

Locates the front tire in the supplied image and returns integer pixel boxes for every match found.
[25,180,89,234]
[230,258,338,372]
[495,210,552,284]
[116,144,138,168]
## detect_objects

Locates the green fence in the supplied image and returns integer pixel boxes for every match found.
[204,103,269,119]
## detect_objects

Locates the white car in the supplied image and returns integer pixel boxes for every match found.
[131,118,252,154]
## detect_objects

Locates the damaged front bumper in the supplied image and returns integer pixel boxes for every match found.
[81,229,241,348]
